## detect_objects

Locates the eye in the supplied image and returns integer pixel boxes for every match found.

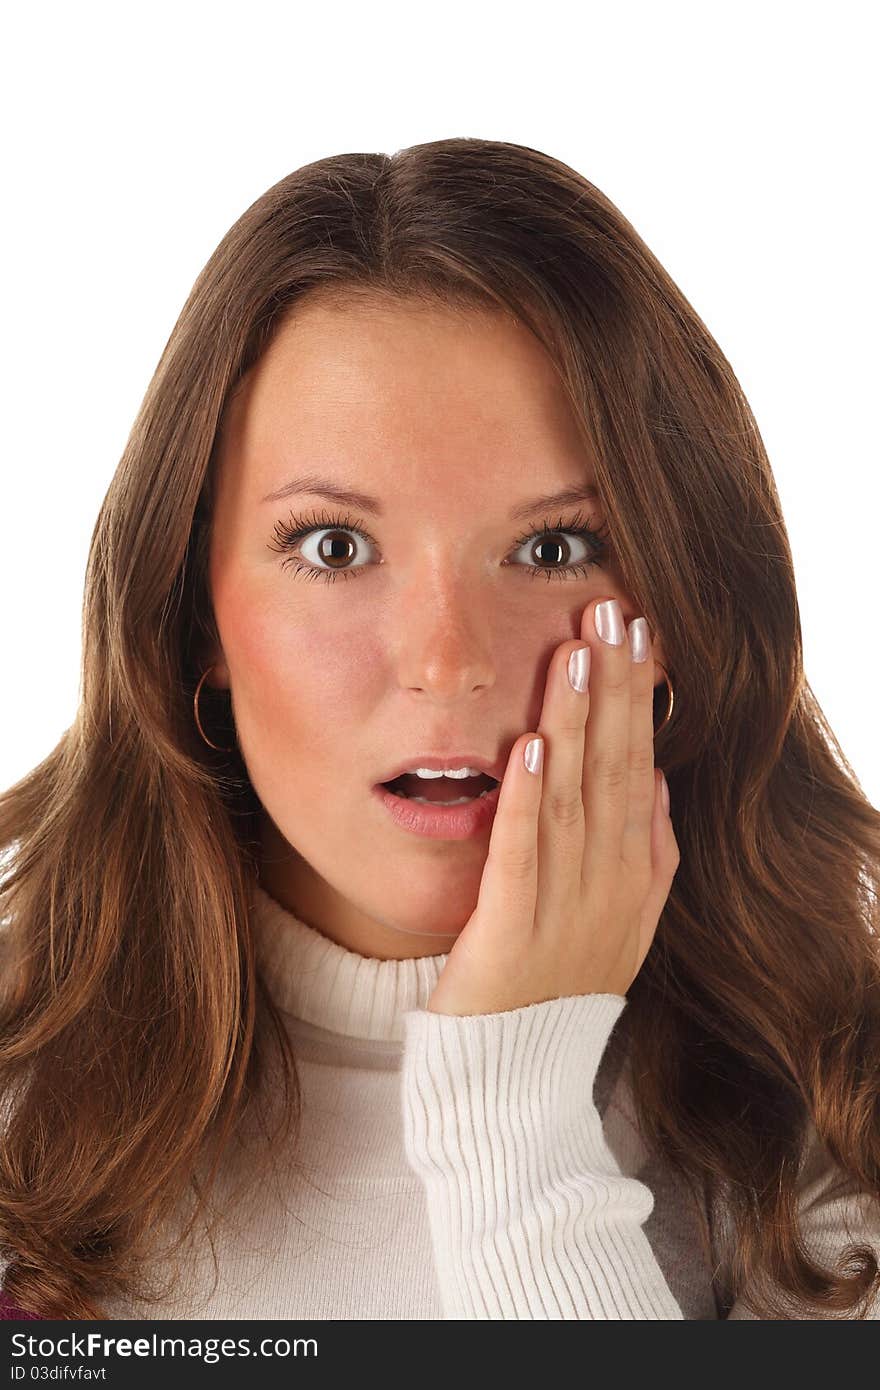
[506,511,610,582]
[267,508,377,585]
[266,505,611,585]
[293,522,376,576]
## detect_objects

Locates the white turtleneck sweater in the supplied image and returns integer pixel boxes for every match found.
[23,884,880,1320]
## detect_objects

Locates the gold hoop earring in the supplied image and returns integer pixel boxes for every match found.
[194,665,236,753]
[654,664,674,737]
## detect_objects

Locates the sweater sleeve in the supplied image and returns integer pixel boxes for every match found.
[400,992,684,1319]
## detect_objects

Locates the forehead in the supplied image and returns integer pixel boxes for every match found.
[233,294,576,420]
[213,295,593,507]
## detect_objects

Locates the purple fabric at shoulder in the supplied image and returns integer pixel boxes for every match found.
[0,1287,39,1320]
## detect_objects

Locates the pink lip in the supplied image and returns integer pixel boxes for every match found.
[372,781,501,840]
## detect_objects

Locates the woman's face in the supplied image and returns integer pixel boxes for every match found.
[208,294,666,958]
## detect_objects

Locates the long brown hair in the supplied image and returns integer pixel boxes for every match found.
[2,138,878,1319]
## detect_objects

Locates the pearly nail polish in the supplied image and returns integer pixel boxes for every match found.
[628,617,650,662]
[594,599,625,645]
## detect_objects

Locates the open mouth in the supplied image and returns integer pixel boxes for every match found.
[380,772,500,805]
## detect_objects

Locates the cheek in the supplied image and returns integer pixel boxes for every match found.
[229,602,378,745]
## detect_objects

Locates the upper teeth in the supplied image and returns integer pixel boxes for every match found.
[403,766,484,779]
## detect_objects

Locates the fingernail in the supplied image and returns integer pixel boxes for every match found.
[524,737,544,774]
[660,769,670,814]
[568,646,590,693]
[627,617,650,662]
[594,598,625,645]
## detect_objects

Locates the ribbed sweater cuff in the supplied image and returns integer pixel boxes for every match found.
[401,992,683,1319]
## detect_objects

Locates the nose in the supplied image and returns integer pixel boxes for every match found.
[395,594,495,700]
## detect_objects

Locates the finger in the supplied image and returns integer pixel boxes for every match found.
[532,639,591,934]
[620,615,657,878]
[474,732,544,940]
[580,597,633,883]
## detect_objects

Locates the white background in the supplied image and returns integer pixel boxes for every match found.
[2,0,877,804]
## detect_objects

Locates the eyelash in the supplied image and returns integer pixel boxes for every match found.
[266,506,611,585]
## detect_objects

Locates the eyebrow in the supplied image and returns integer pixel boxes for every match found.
[261,473,600,520]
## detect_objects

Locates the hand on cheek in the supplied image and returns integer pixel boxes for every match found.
[426,598,680,1015]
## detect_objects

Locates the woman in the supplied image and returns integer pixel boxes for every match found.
[1,137,878,1321]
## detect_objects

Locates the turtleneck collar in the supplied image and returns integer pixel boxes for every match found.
[250,882,450,1045]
